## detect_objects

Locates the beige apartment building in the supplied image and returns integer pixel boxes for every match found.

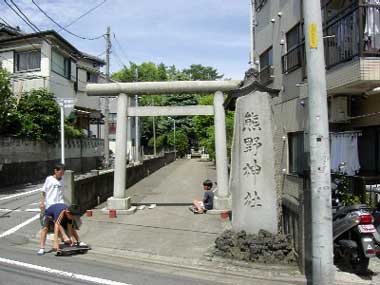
[252,0,380,270]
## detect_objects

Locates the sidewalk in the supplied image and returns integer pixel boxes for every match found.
[76,159,306,284]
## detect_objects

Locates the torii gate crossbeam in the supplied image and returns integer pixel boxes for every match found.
[86,80,242,211]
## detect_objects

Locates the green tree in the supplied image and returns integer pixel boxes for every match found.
[0,68,22,135]
[17,88,60,143]
[167,129,189,157]
[111,62,226,155]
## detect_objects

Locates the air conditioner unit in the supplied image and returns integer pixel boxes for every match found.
[329,96,349,123]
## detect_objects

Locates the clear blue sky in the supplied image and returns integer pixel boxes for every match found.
[1,0,251,79]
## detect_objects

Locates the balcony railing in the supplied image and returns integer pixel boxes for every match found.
[282,43,304,74]
[324,3,380,69]
[258,65,273,86]
[281,2,380,73]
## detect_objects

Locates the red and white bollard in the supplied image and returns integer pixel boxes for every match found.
[109,209,117,218]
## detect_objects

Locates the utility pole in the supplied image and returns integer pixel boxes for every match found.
[249,0,259,71]
[104,26,111,168]
[303,1,334,284]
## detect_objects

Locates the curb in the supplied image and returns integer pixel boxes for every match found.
[74,245,307,284]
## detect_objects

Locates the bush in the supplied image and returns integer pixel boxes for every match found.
[0,68,22,135]
[64,124,84,139]
[17,89,60,143]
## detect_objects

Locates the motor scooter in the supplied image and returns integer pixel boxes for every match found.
[332,181,376,273]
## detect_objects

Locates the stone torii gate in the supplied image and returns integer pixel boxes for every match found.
[86,80,242,210]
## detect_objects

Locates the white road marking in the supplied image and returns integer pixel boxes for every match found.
[24,208,40,212]
[0,257,131,285]
[0,188,41,202]
[0,208,40,213]
[0,209,22,212]
[0,214,40,238]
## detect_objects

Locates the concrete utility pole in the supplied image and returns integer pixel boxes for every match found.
[104,26,111,168]
[303,1,334,284]
[249,0,258,71]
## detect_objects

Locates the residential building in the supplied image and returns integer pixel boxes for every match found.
[253,0,380,271]
[0,23,106,138]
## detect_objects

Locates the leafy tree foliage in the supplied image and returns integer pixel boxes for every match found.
[111,62,230,157]
[16,89,60,143]
[0,68,22,135]
[0,69,83,143]
[167,129,189,157]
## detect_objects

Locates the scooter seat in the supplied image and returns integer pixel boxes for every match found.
[337,239,358,249]
[333,204,369,220]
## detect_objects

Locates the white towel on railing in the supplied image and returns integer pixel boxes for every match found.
[365,1,380,50]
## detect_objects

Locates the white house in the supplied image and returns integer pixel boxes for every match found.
[0,23,106,138]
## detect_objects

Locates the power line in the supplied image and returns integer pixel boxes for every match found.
[31,0,104,41]
[113,33,129,63]
[6,0,41,33]
[2,0,103,87]
[3,1,89,85]
[0,16,11,26]
[97,50,106,57]
[61,0,108,30]
[112,49,127,68]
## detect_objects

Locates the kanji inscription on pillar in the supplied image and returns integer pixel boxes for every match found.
[230,91,278,234]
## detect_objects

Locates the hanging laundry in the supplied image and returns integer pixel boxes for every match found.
[330,132,361,175]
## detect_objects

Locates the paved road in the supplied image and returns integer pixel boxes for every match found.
[0,165,260,285]
[0,237,234,285]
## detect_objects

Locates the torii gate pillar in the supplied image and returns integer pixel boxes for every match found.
[107,93,130,210]
[213,91,231,210]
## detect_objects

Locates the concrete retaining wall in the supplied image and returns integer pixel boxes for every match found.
[64,152,176,212]
[0,137,104,188]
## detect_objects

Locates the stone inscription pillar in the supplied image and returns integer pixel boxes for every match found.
[230,91,278,234]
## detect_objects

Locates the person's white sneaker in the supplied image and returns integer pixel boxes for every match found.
[37,248,45,255]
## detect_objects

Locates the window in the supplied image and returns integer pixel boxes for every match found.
[259,47,273,69]
[282,24,305,74]
[258,47,273,85]
[52,50,71,79]
[15,50,41,72]
[286,24,301,51]
[86,71,98,83]
[288,132,305,175]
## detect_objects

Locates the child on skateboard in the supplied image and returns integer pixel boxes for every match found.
[38,203,86,254]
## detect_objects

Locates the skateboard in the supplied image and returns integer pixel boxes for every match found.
[55,245,91,256]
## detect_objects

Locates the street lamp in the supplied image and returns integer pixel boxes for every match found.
[168,117,176,160]
[56,98,76,165]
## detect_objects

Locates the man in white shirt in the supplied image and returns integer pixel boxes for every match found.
[38,163,66,255]
[40,164,65,210]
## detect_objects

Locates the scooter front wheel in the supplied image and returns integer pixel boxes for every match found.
[351,255,369,274]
